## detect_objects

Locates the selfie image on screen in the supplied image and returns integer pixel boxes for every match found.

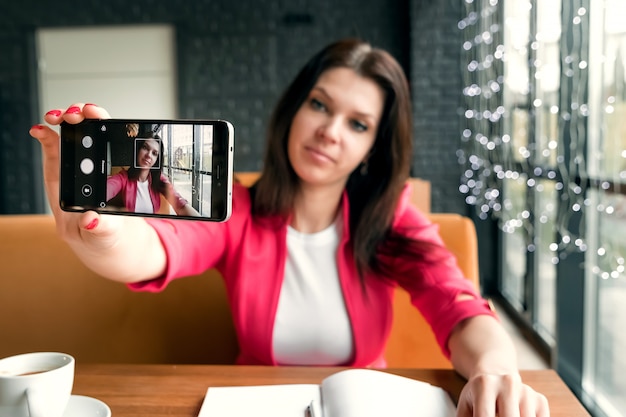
[105,122,214,217]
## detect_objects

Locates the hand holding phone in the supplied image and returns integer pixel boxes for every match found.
[60,118,234,222]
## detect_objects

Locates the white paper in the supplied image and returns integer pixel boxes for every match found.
[198,384,321,417]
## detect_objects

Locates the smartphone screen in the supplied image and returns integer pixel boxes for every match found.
[60,119,234,222]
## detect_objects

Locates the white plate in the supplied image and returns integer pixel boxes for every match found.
[63,395,111,417]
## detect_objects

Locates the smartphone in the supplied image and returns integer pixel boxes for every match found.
[60,118,234,222]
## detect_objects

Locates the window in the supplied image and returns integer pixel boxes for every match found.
[462,1,626,415]
[584,2,626,416]
[498,0,560,347]
[532,0,561,345]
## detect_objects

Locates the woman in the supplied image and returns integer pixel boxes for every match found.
[107,134,199,217]
[30,38,549,416]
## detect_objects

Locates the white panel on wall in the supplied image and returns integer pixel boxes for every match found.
[37,25,177,119]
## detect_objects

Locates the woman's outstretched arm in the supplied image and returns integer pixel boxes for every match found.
[29,103,167,283]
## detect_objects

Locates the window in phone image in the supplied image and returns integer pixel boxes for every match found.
[104,122,213,217]
[161,123,214,218]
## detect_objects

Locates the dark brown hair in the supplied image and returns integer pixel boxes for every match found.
[254,38,439,276]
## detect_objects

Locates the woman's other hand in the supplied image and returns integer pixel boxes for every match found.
[456,372,550,417]
[448,315,550,417]
[29,103,167,283]
[163,182,200,217]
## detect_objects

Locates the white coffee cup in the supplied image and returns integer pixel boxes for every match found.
[0,352,75,417]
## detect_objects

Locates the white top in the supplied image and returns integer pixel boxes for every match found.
[272,217,354,365]
[134,179,154,213]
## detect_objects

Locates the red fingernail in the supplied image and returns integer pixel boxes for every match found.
[46,109,62,117]
[31,124,44,130]
[66,106,81,114]
[85,218,99,230]
[84,103,98,107]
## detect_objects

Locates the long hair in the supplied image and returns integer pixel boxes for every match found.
[254,38,440,277]
[128,135,166,195]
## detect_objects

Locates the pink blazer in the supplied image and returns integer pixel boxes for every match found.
[131,183,495,366]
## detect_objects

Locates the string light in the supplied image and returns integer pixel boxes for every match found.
[459,1,624,281]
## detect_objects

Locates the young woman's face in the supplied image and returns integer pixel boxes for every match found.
[288,67,384,188]
[137,139,160,168]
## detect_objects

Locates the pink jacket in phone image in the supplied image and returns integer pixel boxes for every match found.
[106,169,187,213]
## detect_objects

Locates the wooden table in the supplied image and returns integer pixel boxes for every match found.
[73,364,590,416]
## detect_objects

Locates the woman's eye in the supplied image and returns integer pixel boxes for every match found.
[310,98,326,111]
[350,120,368,132]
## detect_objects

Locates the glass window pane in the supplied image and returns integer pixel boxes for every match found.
[200,174,213,217]
[603,101,626,182]
[510,108,530,164]
[170,169,194,206]
[503,0,531,104]
[534,1,561,167]
[503,0,531,166]
[534,180,558,344]
[585,2,626,416]
[501,175,529,310]
[598,2,626,183]
[161,124,194,205]
[586,190,626,417]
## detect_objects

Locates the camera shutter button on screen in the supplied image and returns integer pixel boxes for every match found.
[80,158,95,175]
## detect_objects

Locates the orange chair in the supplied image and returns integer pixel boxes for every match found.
[384,212,480,368]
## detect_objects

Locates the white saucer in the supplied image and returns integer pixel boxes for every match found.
[63,395,111,417]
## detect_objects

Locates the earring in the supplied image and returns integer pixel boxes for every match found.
[360,160,368,176]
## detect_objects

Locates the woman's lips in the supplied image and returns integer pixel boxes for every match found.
[307,147,334,163]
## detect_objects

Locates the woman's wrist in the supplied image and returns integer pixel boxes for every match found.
[467,358,520,379]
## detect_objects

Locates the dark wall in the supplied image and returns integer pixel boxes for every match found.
[410,0,465,213]
[0,0,465,214]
